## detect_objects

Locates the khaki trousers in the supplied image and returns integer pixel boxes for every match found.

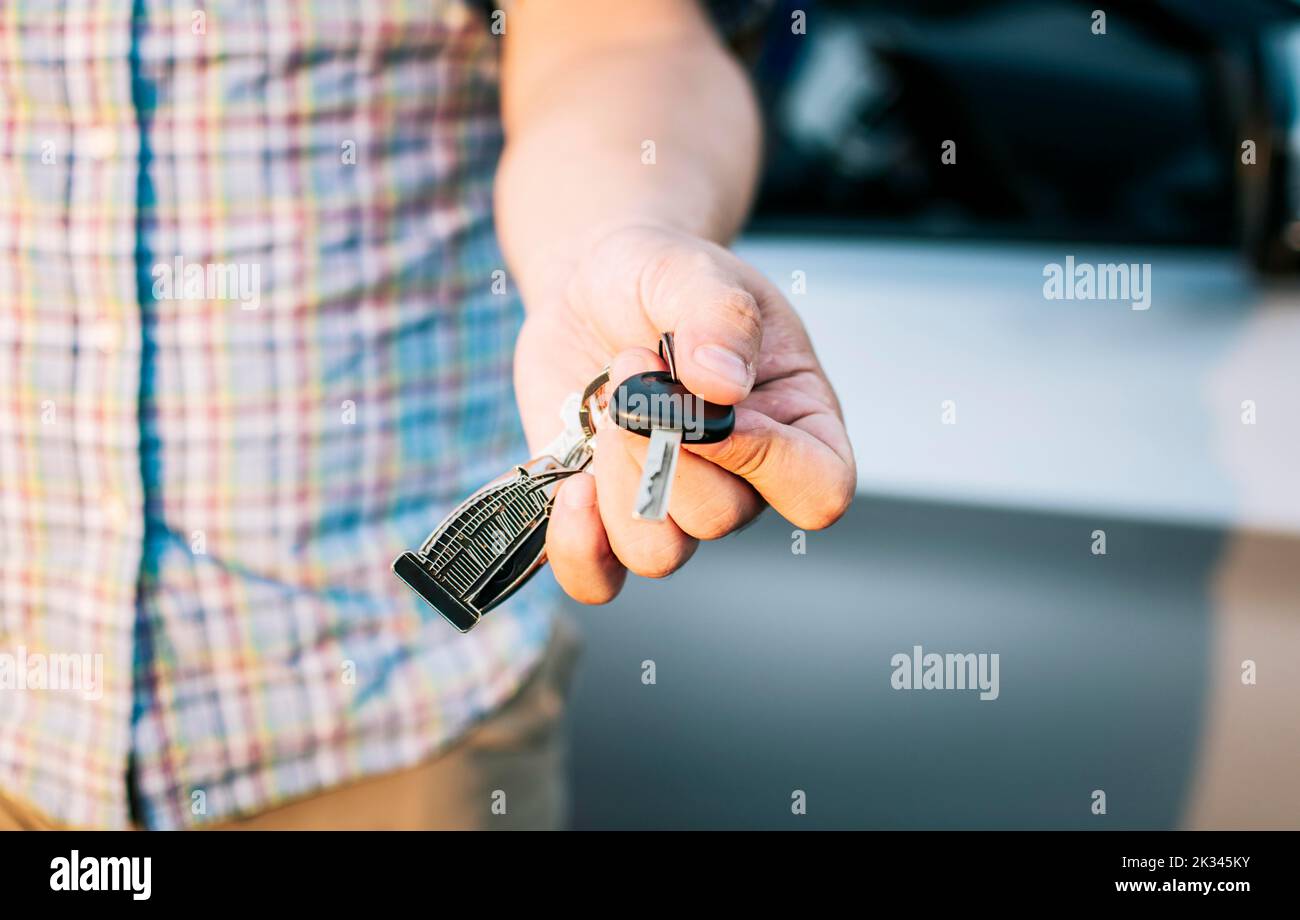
[0,617,582,831]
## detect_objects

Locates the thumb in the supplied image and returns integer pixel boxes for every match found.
[647,267,762,406]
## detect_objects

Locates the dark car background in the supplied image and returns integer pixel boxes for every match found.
[750,0,1300,263]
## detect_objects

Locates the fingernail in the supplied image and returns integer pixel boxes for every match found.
[693,344,753,389]
[562,473,596,508]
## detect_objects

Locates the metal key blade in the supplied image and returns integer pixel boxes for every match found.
[634,428,682,521]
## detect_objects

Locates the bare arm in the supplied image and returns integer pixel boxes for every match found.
[496,0,762,305]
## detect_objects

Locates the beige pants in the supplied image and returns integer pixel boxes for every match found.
[0,617,582,831]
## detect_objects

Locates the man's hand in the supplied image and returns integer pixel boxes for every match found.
[515,222,855,603]
[496,0,853,603]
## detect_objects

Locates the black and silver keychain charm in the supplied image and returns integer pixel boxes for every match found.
[393,368,609,632]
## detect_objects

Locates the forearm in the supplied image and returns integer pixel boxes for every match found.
[495,3,762,307]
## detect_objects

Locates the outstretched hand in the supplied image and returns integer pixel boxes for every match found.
[514,223,855,603]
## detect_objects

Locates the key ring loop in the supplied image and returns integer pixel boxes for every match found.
[658,332,677,381]
[578,367,610,440]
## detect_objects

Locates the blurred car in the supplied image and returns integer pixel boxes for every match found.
[745,0,1300,270]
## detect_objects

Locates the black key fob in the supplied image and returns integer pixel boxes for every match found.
[608,370,735,444]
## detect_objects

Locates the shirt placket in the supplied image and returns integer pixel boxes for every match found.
[62,0,144,828]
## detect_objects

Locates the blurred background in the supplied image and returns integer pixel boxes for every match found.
[558,0,1300,829]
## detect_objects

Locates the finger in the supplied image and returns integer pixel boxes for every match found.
[607,346,765,540]
[576,234,762,405]
[611,246,761,406]
[614,426,765,541]
[686,406,856,531]
[595,428,700,578]
[595,349,699,577]
[546,472,626,604]
[668,454,766,540]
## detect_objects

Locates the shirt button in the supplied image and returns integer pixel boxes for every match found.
[84,126,117,160]
[89,318,121,353]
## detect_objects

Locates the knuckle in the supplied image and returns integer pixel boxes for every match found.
[717,287,760,320]
[686,495,748,541]
[615,533,693,580]
[725,435,771,481]
[693,515,736,543]
[792,473,855,531]
[714,289,762,338]
[552,543,626,605]
[637,246,689,309]
[568,579,622,606]
[626,552,682,581]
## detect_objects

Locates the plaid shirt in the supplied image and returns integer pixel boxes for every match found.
[0,0,767,830]
[0,0,560,831]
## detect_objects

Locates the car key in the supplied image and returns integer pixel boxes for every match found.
[609,333,735,521]
[635,421,682,522]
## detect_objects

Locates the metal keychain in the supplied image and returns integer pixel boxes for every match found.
[394,334,735,632]
[393,368,609,632]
